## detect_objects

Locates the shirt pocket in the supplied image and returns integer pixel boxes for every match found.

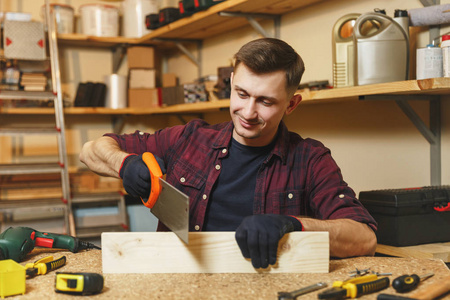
[168,160,207,191]
[266,190,304,215]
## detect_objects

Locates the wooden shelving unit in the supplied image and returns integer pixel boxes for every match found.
[1,78,449,115]
[56,0,327,48]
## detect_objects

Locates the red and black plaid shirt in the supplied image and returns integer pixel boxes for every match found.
[105,119,377,232]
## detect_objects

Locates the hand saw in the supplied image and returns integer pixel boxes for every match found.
[141,152,189,244]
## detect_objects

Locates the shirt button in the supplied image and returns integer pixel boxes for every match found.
[288,193,293,199]
[339,194,345,199]
[215,164,221,170]
[180,177,186,183]
[195,225,200,231]
[202,194,207,200]
[222,149,227,154]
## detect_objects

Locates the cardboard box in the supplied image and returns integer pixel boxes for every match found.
[127,46,160,69]
[129,69,158,89]
[161,86,184,106]
[161,83,208,106]
[162,73,178,87]
[128,88,161,108]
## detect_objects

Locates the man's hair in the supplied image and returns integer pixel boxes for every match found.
[233,38,305,96]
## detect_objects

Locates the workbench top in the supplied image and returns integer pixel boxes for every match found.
[8,249,450,299]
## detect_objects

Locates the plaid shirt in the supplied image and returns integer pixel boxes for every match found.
[105,119,377,232]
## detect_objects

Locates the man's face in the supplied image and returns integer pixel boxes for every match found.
[230,64,297,147]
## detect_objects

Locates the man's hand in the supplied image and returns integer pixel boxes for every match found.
[235,214,302,269]
[119,154,166,199]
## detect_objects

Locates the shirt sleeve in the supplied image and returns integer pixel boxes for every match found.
[307,151,378,231]
[103,124,187,159]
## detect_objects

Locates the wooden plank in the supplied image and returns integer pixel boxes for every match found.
[376,242,450,263]
[301,78,450,102]
[102,232,329,274]
[137,0,327,41]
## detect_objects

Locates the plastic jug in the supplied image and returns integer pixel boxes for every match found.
[353,12,409,86]
[332,13,360,88]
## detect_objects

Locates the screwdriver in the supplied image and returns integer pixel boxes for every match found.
[392,273,434,293]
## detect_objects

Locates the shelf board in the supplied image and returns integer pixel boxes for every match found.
[138,0,327,41]
[1,79,449,116]
[300,77,450,104]
[56,33,154,48]
[56,0,327,48]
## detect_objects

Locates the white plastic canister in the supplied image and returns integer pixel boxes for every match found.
[79,4,119,37]
[122,0,160,37]
[416,45,443,80]
[441,35,450,77]
[41,4,74,34]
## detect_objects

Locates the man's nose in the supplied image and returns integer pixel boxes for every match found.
[241,99,257,119]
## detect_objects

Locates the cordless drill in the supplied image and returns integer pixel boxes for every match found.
[0,227,101,262]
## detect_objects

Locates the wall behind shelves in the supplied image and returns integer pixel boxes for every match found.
[1,0,449,196]
[167,0,450,194]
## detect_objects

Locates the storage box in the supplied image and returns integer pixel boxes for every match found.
[128,88,161,108]
[127,46,160,69]
[161,83,207,106]
[129,69,158,89]
[162,73,178,87]
[3,20,46,60]
[359,186,450,247]
[0,260,26,298]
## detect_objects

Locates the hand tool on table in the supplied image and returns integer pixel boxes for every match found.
[141,152,189,244]
[0,227,100,262]
[377,294,416,300]
[25,255,66,277]
[277,282,327,299]
[318,274,390,299]
[55,272,104,295]
[392,273,434,293]
[409,274,450,300]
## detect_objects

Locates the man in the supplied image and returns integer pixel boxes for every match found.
[80,38,377,269]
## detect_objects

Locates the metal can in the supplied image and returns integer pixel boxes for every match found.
[416,45,443,80]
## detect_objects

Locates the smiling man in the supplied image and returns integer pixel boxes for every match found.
[80,38,377,269]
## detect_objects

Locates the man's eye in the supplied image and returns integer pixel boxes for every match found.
[262,100,273,106]
[238,92,247,98]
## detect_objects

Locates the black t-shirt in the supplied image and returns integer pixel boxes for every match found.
[203,138,274,231]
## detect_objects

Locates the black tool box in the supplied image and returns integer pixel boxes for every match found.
[359,186,450,247]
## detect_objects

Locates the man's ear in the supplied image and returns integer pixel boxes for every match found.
[285,94,302,115]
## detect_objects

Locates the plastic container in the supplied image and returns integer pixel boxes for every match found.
[0,260,26,298]
[416,45,442,80]
[353,12,409,85]
[79,4,119,37]
[122,0,159,37]
[332,13,361,88]
[41,4,74,34]
[359,186,450,247]
[441,34,450,77]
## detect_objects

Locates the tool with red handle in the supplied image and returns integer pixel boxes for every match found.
[0,227,100,262]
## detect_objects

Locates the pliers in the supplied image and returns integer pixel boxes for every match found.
[25,255,66,277]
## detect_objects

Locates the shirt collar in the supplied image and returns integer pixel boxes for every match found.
[212,121,290,164]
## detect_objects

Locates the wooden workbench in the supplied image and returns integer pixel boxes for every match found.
[7,248,450,299]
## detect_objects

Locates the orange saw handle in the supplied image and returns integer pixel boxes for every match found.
[141,152,163,209]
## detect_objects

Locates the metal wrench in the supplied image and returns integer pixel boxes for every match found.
[278,282,328,300]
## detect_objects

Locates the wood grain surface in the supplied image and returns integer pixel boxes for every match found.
[102,232,330,273]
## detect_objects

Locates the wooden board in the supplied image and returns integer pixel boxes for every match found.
[376,242,450,263]
[102,232,329,274]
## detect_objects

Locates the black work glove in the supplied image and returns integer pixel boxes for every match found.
[119,154,166,199]
[235,214,302,269]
